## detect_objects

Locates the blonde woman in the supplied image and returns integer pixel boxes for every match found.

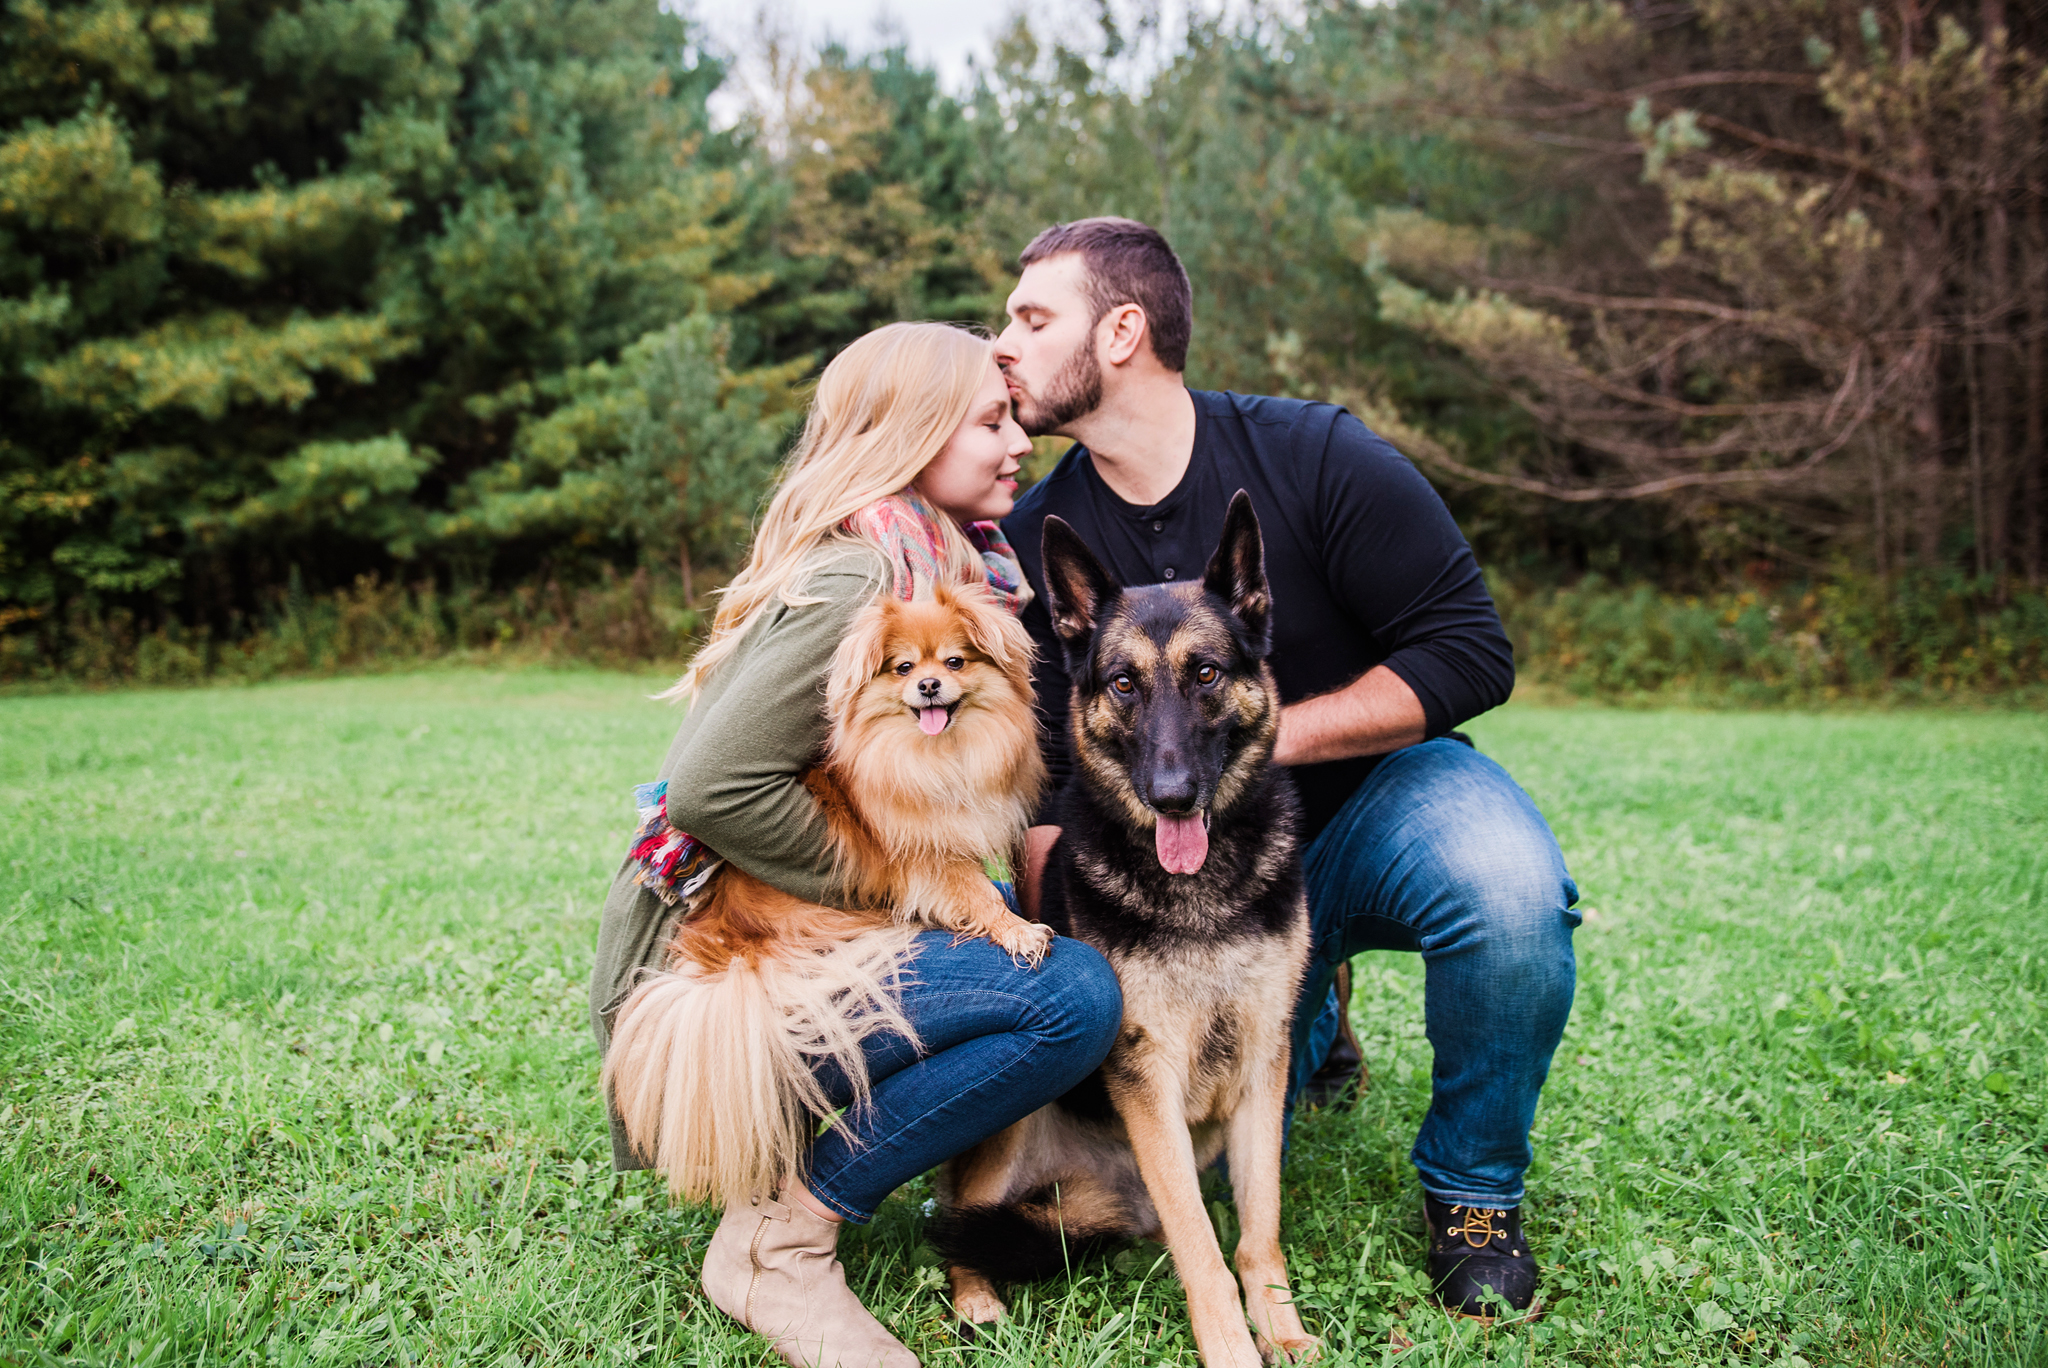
[589,323,1122,1368]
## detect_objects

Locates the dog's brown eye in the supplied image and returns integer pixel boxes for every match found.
[893,661,913,676]
[945,656,965,671]
[1111,674,1135,695]
[1196,664,1218,685]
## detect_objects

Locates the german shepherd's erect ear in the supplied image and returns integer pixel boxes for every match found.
[1040,516,1121,670]
[1202,490,1272,657]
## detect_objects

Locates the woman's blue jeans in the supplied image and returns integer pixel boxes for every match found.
[805,930,1123,1222]
[1290,737,1580,1207]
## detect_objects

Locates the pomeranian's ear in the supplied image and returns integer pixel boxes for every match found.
[1040,517,1119,667]
[827,597,896,719]
[938,580,1035,678]
[1202,490,1271,657]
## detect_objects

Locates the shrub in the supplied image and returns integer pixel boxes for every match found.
[1495,570,2048,704]
[2,568,702,688]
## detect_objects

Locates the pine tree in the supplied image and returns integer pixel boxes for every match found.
[0,0,771,649]
[1308,0,2048,585]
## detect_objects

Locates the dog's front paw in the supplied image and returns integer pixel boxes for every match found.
[1257,1332,1323,1364]
[949,1268,1007,1328]
[990,915,1054,966]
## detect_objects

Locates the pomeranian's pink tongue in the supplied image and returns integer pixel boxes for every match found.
[1155,812,1209,874]
[917,706,950,736]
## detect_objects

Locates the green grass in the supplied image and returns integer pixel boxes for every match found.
[2,672,2044,1367]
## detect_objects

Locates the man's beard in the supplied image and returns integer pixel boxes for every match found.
[1013,334,1103,437]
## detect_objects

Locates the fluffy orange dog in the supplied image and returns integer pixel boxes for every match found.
[603,579,1048,1204]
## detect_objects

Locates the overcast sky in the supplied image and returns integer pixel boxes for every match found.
[697,0,1017,91]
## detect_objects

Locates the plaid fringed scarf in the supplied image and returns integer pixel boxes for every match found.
[626,781,721,908]
[623,489,1030,910]
[840,488,1031,612]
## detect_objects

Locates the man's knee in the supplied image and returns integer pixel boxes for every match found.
[1429,827,1578,974]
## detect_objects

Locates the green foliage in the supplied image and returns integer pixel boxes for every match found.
[952,10,1650,575]
[0,0,782,662]
[0,567,701,686]
[35,311,417,419]
[441,315,802,588]
[2,678,2043,1362]
[714,44,1004,366]
[226,436,435,559]
[0,107,165,242]
[9,0,2043,683]
[17,556,2046,702]
[1498,570,2048,703]
[1310,0,2048,580]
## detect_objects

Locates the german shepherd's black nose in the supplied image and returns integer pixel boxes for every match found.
[1144,731,1200,814]
[1138,704,1196,810]
[918,676,943,699]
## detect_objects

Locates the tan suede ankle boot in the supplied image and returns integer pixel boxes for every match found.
[701,1192,919,1368]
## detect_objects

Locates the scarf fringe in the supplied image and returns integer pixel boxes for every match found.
[627,781,722,908]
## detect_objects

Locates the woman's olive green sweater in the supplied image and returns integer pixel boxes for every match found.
[589,544,889,1169]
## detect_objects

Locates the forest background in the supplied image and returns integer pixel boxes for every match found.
[4,0,2046,702]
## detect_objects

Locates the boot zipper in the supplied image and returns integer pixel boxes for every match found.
[745,1209,769,1330]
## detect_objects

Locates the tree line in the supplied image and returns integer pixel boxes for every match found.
[2,0,2044,687]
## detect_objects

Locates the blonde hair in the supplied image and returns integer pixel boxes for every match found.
[664,322,996,700]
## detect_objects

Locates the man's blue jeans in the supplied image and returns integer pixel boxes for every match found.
[1290,737,1579,1207]
[805,931,1123,1222]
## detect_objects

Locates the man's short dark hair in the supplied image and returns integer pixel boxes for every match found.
[1019,217,1193,373]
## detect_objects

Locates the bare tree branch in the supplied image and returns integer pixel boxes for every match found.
[1359,341,1916,501]
[1521,74,1917,191]
[1498,70,1821,120]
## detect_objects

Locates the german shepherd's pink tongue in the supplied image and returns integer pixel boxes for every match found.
[917,706,950,736]
[1155,813,1209,874]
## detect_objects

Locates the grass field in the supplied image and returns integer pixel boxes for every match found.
[1,672,2043,1367]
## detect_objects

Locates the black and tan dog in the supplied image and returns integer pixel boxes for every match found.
[931,493,1319,1368]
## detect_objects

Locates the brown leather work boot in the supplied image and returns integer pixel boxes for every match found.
[701,1192,919,1368]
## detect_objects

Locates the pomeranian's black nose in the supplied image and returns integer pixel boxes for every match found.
[918,676,943,699]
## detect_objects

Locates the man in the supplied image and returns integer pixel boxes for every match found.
[998,217,1580,1320]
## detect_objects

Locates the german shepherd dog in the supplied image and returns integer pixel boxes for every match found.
[932,494,1320,1368]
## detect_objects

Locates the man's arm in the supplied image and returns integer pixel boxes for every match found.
[1272,664,1427,768]
[1311,411,1515,740]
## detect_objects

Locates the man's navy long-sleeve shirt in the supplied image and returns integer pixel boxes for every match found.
[1003,390,1516,843]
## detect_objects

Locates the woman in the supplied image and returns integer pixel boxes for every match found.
[589,323,1122,1368]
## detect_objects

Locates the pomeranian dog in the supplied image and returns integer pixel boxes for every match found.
[602,578,1049,1204]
